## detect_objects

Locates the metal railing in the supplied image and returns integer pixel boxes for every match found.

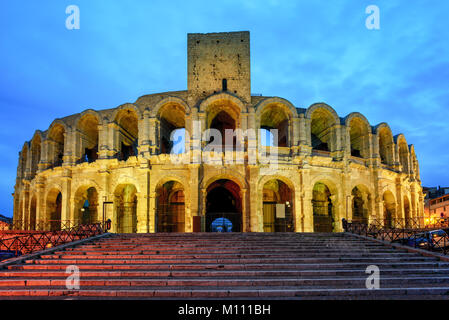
[1,219,103,231]
[0,221,109,260]
[343,218,449,255]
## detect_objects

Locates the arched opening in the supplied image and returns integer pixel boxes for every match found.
[29,195,36,230]
[74,187,99,225]
[18,199,24,229]
[78,114,99,163]
[20,144,29,179]
[206,99,240,151]
[312,182,335,232]
[260,104,289,147]
[48,124,65,168]
[351,186,371,224]
[114,184,137,233]
[115,109,139,161]
[348,118,370,158]
[156,181,185,232]
[30,135,41,177]
[206,179,241,232]
[158,103,186,154]
[310,109,336,153]
[383,190,396,228]
[262,179,294,232]
[378,127,394,166]
[399,140,410,173]
[46,189,62,231]
[208,111,236,150]
[404,196,411,228]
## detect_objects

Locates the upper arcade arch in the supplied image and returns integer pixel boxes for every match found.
[307,103,340,153]
[76,112,100,163]
[47,122,66,168]
[375,123,395,166]
[345,113,371,158]
[256,98,296,147]
[114,105,140,161]
[30,131,43,178]
[395,134,410,173]
[154,98,189,154]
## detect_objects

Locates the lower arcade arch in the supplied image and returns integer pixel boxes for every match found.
[156,181,185,232]
[383,190,397,228]
[29,196,37,230]
[262,179,294,232]
[74,186,99,225]
[205,179,242,232]
[312,182,335,232]
[114,184,138,233]
[46,189,62,231]
[351,186,371,224]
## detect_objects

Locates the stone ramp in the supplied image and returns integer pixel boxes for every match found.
[1,232,449,299]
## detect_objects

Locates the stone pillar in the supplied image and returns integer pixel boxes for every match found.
[136,193,148,233]
[188,166,200,232]
[98,122,110,159]
[240,188,248,232]
[61,174,72,227]
[303,189,314,232]
[330,194,343,232]
[148,190,156,233]
[148,118,158,155]
[294,189,303,232]
[200,188,207,232]
[292,117,300,154]
[248,166,260,232]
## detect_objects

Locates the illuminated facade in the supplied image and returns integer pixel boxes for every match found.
[13,31,424,233]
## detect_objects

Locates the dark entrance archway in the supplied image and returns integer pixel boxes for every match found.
[206,179,242,232]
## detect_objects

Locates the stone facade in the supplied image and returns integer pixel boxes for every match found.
[12,31,424,233]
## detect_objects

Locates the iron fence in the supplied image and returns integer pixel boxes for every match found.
[0,221,109,260]
[343,218,449,255]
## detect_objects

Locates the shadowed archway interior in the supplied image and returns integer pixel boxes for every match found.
[206,179,241,232]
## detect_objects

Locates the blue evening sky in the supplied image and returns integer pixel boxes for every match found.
[0,0,448,217]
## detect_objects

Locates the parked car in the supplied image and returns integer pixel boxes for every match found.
[393,229,449,250]
[0,250,21,262]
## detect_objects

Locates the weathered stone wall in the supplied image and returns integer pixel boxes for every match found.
[187,31,251,103]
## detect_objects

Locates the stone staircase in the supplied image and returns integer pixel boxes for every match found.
[1,232,449,299]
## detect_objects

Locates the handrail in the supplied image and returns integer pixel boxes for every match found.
[343,218,449,255]
[1,219,104,231]
[0,222,110,260]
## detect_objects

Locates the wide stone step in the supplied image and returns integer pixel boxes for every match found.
[42,252,417,259]
[3,276,449,288]
[2,287,449,299]
[9,261,449,271]
[3,267,449,278]
[26,256,436,265]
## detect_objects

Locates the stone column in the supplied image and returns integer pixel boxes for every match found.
[136,192,148,233]
[148,190,156,233]
[330,194,343,232]
[303,188,314,232]
[141,109,151,157]
[294,189,303,232]
[240,188,248,232]
[188,166,200,232]
[248,167,260,232]
[200,188,207,232]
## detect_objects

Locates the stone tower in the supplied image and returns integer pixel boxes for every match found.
[187,31,251,103]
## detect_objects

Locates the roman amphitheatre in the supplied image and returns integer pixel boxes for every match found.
[12,31,423,234]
